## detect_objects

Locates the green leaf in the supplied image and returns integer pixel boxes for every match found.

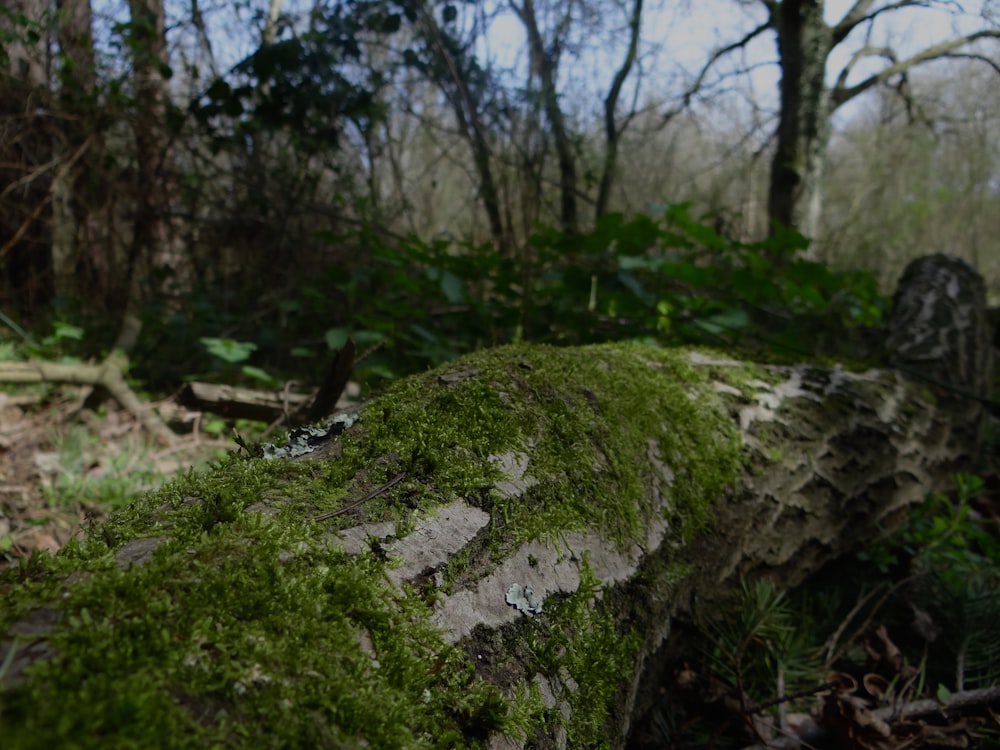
[53,321,84,341]
[936,684,952,704]
[325,328,351,350]
[202,418,227,435]
[353,330,386,347]
[201,337,256,364]
[439,270,465,304]
[241,365,278,387]
[694,308,750,336]
[409,324,439,343]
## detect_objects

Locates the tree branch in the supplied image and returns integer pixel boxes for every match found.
[831,30,1000,108]
[833,45,896,91]
[832,0,925,45]
[663,19,773,124]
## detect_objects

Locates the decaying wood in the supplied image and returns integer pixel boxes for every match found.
[176,380,313,423]
[0,255,992,749]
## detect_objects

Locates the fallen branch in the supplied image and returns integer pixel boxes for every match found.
[0,353,176,446]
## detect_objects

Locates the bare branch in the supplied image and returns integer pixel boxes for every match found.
[834,0,879,36]
[833,44,897,91]
[939,51,1000,76]
[832,0,923,44]
[831,29,1000,108]
[663,18,773,124]
[832,2,977,46]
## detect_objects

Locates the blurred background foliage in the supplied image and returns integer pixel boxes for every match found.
[0,0,996,392]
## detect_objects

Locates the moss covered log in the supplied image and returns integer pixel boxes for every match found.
[0,338,982,749]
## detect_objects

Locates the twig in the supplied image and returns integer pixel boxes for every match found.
[875,684,1000,721]
[312,472,407,522]
[0,134,95,258]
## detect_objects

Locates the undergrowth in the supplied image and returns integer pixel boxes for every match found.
[639,473,1000,749]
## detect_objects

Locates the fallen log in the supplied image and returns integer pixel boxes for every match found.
[0,255,990,749]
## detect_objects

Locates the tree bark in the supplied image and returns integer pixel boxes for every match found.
[595,0,643,222]
[415,3,512,255]
[52,0,102,304]
[0,0,55,318]
[767,0,831,239]
[762,0,1000,240]
[125,0,186,309]
[0,257,990,748]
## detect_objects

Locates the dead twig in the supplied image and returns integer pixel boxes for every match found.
[312,472,407,522]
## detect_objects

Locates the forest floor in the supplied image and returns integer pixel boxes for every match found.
[0,387,230,570]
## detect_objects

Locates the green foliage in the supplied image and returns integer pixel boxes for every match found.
[314,204,886,386]
[858,475,1000,690]
[0,7,41,68]
[662,475,1000,747]
[191,2,404,154]
[200,337,256,364]
[699,580,820,705]
[20,200,884,399]
[860,475,1000,582]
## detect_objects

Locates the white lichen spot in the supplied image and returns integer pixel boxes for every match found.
[506,583,544,615]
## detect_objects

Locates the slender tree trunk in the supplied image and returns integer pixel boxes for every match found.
[415,3,511,255]
[595,0,643,221]
[0,0,54,318]
[514,0,578,234]
[2,0,48,84]
[126,0,186,308]
[767,0,832,239]
[52,0,102,304]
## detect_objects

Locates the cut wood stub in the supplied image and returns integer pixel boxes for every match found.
[886,253,994,458]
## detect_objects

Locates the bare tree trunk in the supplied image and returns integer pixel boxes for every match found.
[763,0,1000,242]
[415,3,511,255]
[1,255,989,748]
[51,0,101,303]
[595,0,643,221]
[513,0,578,234]
[125,0,186,309]
[0,0,55,318]
[766,0,831,239]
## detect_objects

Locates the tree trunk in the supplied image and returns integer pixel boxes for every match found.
[415,3,512,256]
[0,0,55,318]
[595,0,643,222]
[763,0,1000,243]
[0,258,990,748]
[767,0,831,240]
[52,0,102,304]
[514,0,578,235]
[125,0,186,309]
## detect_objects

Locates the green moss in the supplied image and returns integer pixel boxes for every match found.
[433,343,741,549]
[0,342,745,748]
[3,516,506,748]
[548,563,643,748]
